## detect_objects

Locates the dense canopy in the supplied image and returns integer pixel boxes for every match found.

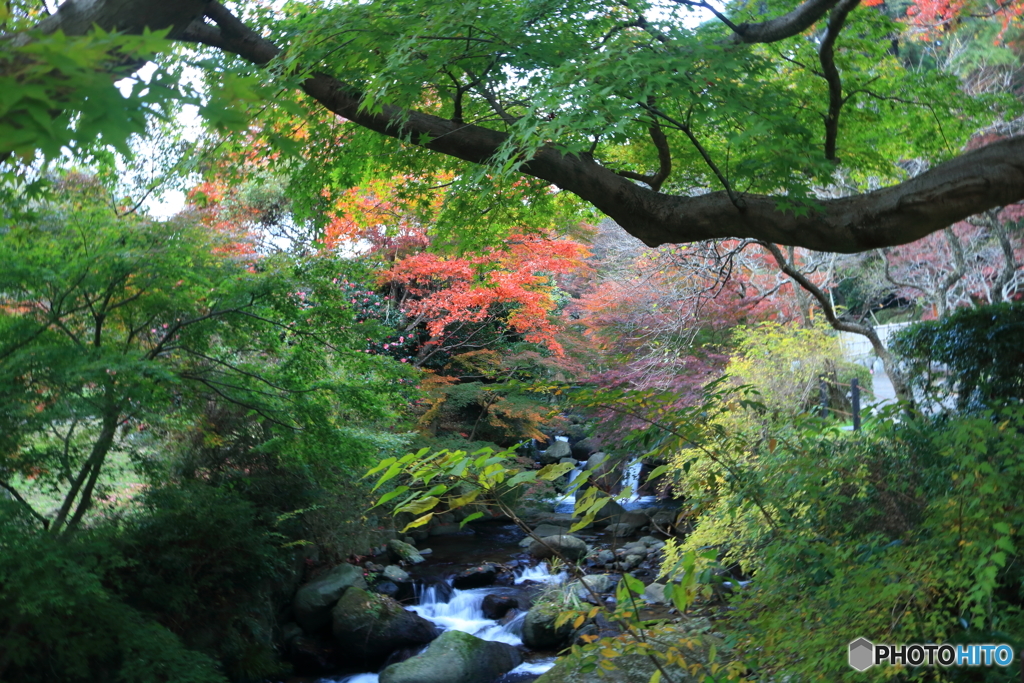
[5,0,1023,252]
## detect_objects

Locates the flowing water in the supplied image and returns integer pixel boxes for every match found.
[321,563,564,683]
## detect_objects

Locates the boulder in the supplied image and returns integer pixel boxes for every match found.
[614,511,651,530]
[605,522,638,537]
[481,594,519,620]
[522,603,574,650]
[594,498,626,525]
[619,554,644,571]
[418,579,454,604]
[380,629,522,683]
[520,523,578,547]
[643,582,667,604]
[528,534,588,562]
[581,452,629,498]
[574,573,615,600]
[619,542,647,556]
[519,510,577,527]
[292,563,367,633]
[649,509,678,529]
[533,523,573,537]
[374,580,400,598]
[539,439,573,465]
[429,523,465,536]
[289,634,344,676]
[383,565,410,582]
[387,539,425,564]
[331,587,439,667]
[452,563,501,589]
[571,437,598,461]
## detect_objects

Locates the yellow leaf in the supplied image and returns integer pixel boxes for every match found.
[401,512,433,532]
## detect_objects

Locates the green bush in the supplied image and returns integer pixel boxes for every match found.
[680,407,1024,681]
[0,502,226,683]
[891,301,1024,411]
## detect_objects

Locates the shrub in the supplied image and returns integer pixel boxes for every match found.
[670,407,1024,681]
[891,301,1024,411]
[0,502,226,683]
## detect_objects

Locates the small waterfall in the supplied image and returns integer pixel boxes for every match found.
[409,586,522,646]
[322,572,561,682]
[622,457,642,499]
[513,561,567,586]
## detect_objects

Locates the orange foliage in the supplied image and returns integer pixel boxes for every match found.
[321,176,438,258]
[904,0,1024,42]
[186,179,260,262]
[385,231,590,356]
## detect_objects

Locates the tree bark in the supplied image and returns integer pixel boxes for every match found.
[21,0,1024,255]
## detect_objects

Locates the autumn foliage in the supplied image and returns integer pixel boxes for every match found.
[384,231,588,357]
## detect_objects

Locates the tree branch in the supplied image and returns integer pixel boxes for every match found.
[991,218,1020,301]
[32,0,1024,254]
[759,241,913,401]
[819,0,859,161]
[727,0,844,43]
[0,480,50,530]
[938,226,966,317]
[615,114,673,192]
[640,103,743,208]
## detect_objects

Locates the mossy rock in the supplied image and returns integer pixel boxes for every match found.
[523,602,574,650]
[331,587,438,667]
[293,563,367,633]
[379,629,522,683]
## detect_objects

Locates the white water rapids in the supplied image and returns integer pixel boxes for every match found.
[323,563,564,683]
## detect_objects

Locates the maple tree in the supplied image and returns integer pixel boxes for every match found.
[7,0,1024,257]
[878,213,1024,318]
[573,224,847,400]
[310,172,591,443]
[384,231,589,361]
[376,227,589,444]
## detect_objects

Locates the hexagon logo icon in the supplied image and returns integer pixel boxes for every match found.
[849,638,875,671]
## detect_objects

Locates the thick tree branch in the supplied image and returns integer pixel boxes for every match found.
[33,0,1024,254]
[818,0,859,161]
[32,0,208,39]
[689,0,845,44]
[734,0,844,43]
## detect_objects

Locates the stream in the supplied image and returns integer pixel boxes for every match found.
[315,452,670,683]
[323,562,567,683]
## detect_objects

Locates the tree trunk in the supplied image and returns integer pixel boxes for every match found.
[51,404,119,534]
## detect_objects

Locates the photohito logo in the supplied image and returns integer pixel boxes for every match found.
[848,639,1015,671]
